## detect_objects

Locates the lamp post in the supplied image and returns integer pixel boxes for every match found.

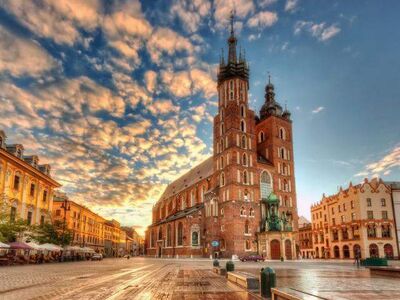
[60,199,71,246]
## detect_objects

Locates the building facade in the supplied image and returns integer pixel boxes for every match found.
[298,217,314,258]
[104,219,122,257]
[145,16,298,259]
[311,178,398,259]
[52,192,106,253]
[0,130,60,226]
[387,182,400,257]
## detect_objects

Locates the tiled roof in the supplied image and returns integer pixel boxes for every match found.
[158,157,213,202]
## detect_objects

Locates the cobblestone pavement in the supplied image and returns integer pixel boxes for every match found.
[0,258,400,300]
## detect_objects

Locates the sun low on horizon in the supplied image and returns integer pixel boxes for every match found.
[0,0,399,236]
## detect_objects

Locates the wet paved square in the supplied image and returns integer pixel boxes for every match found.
[0,258,399,299]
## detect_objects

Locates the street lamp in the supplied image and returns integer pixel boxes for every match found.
[60,199,71,246]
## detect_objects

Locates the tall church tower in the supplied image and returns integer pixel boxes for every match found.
[211,14,260,257]
[256,77,298,233]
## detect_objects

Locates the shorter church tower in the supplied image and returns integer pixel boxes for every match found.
[256,76,298,233]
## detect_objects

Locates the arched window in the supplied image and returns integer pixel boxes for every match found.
[258,131,265,143]
[242,153,247,166]
[220,139,224,152]
[191,230,199,246]
[151,229,156,248]
[245,220,249,234]
[241,135,247,149]
[220,108,224,121]
[177,222,183,246]
[220,156,224,169]
[220,172,225,187]
[229,80,234,100]
[240,206,246,216]
[260,171,272,199]
[245,240,251,250]
[243,170,248,184]
[240,120,246,132]
[158,227,163,240]
[280,147,285,159]
[220,123,224,135]
[244,190,249,201]
[240,105,246,117]
[279,127,286,140]
[249,208,254,217]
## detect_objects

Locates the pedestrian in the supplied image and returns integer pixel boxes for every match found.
[354,249,360,268]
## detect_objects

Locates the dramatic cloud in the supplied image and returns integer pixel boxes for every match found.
[285,0,299,12]
[295,21,341,41]
[171,0,211,33]
[247,11,278,28]
[161,68,216,99]
[355,145,400,178]
[1,0,101,45]
[214,0,255,30]
[147,27,194,64]
[0,26,57,77]
[259,0,277,8]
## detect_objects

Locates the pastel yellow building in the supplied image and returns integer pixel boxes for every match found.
[0,130,61,225]
[311,178,398,259]
[53,192,106,252]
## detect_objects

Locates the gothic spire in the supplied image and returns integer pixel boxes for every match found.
[217,9,249,85]
[227,10,237,64]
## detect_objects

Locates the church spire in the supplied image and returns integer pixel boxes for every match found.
[217,10,249,85]
[227,10,237,64]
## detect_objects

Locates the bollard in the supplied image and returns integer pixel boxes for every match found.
[260,267,276,298]
[213,259,220,267]
[226,260,235,272]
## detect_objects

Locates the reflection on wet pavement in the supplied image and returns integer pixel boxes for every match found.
[1,258,400,299]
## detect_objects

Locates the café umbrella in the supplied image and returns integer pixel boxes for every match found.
[0,242,10,249]
[8,242,33,250]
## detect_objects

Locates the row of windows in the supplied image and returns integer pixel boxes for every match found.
[219,119,247,136]
[150,224,200,248]
[257,127,287,143]
[156,185,207,220]
[12,174,48,201]
[313,197,388,221]
[219,104,247,122]
[219,79,247,107]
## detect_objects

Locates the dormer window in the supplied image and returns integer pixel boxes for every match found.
[0,136,3,148]
[16,149,22,158]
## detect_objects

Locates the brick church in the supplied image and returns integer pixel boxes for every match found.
[145,16,298,260]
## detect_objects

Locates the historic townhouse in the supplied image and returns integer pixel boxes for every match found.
[311,178,398,259]
[146,16,298,259]
[104,219,122,257]
[0,130,61,225]
[298,216,315,258]
[53,192,106,253]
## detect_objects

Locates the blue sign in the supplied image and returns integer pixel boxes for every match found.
[211,240,219,247]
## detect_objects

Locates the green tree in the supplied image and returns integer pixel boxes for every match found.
[0,210,29,243]
[29,220,72,246]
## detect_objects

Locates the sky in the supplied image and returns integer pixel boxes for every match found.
[0,0,399,235]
